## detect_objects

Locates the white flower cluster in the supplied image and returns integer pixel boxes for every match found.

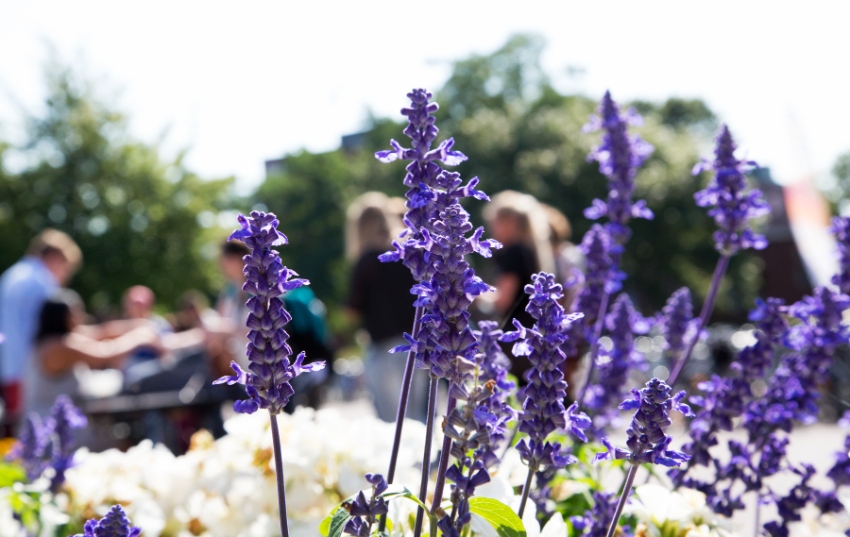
[626,484,735,537]
[61,407,428,537]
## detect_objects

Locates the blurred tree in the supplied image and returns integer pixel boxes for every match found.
[257,34,764,321]
[0,62,235,312]
[830,150,850,208]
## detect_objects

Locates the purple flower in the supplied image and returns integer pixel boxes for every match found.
[343,474,389,537]
[8,414,50,481]
[472,320,516,469]
[693,125,769,255]
[376,89,486,283]
[399,203,499,379]
[501,273,588,472]
[571,491,630,537]
[73,504,141,537]
[595,378,693,467]
[583,91,654,240]
[8,395,86,491]
[659,287,695,362]
[831,216,850,294]
[671,297,786,488]
[46,394,87,491]
[583,293,648,430]
[214,211,325,414]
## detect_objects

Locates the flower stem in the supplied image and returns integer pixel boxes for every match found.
[269,413,290,537]
[430,394,458,512]
[517,466,536,518]
[668,254,730,386]
[605,464,637,537]
[576,290,611,411]
[379,306,423,533]
[413,376,439,537]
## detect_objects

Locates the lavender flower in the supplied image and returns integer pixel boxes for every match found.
[693,125,769,255]
[659,287,695,362]
[500,273,588,515]
[595,378,693,467]
[343,474,389,537]
[8,395,86,490]
[439,357,497,536]
[402,203,498,379]
[831,216,850,294]
[72,504,141,537]
[214,211,325,415]
[826,435,850,488]
[472,320,516,469]
[583,91,654,240]
[571,492,628,537]
[376,89,485,282]
[9,414,50,481]
[47,394,87,491]
[671,298,785,487]
[583,293,648,430]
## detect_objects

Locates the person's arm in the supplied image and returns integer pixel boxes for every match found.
[75,319,149,340]
[492,273,522,316]
[39,326,161,376]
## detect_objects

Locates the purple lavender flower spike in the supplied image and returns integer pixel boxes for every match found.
[583,91,654,240]
[73,504,141,537]
[595,378,693,467]
[831,216,850,294]
[571,491,629,537]
[500,272,588,516]
[214,211,325,415]
[670,298,786,490]
[583,293,648,431]
[659,287,695,362]
[8,413,50,481]
[375,89,478,282]
[46,394,87,491]
[472,320,516,469]
[343,474,390,537]
[693,125,769,256]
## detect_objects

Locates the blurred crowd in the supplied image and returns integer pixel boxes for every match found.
[0,190,580,453]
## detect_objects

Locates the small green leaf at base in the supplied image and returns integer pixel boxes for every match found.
[327,507,351,537]
[468,497,527,537]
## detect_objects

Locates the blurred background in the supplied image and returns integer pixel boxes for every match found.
[1,1,849,444]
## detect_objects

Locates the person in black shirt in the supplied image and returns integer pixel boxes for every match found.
[346,192,428,422]
[481,191,554,378]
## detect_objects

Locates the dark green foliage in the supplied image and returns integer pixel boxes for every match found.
[256,34,761,319]
[0,63,234,312]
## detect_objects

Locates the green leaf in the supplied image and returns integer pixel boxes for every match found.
[319,513,333,536]
[468,497,526,537]
[381,485,429,511]
[327,507,351,537]
[0,463,26,487]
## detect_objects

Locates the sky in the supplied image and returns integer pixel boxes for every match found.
[1,1,848,192]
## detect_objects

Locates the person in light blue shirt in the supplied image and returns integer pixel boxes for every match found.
[0,229,81,427]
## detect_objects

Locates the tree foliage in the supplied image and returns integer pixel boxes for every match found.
[258,34,762,319]
[0,63,235,312]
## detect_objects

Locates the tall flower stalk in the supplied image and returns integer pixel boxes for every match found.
[595,378,693,537]
[376,89,498,530]
[573,91,652,413]
[500,273,589,517]
[374,90,488,521]
[72,504,141,537]
[668,125,768,385]
[214,211,326,537]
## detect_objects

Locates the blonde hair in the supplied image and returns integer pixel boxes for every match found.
[483,190,554,275]
[27,228,82,272]
[345,192,406,261]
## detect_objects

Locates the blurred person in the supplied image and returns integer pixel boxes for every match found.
[481,191,553,378]
[541,203,585,309]
[346,192,427,422]
[121,285,173,372]
[171,290,217,332]
[0,229,82,429]
[24,290,161,417]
